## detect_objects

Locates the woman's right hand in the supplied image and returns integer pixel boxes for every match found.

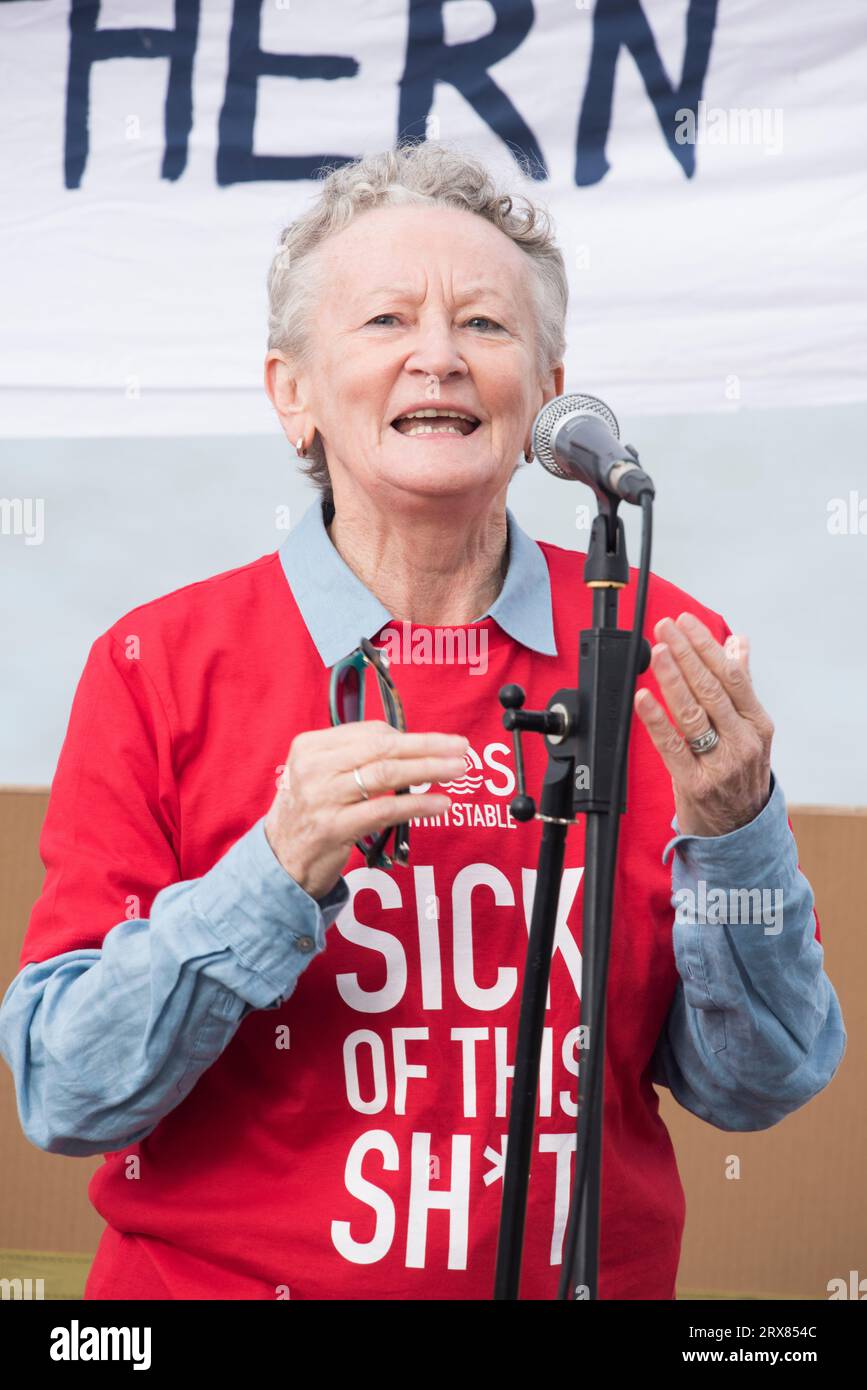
[264,721,469,900]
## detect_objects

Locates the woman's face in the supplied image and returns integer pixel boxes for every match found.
[275,204,563,507]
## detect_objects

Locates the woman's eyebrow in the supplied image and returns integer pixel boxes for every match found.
[452,284,515,309]
[352,283,418,305]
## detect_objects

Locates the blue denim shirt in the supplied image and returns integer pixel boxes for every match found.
[0,500,846,1153]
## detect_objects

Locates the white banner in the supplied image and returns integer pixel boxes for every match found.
[1,0,865,437]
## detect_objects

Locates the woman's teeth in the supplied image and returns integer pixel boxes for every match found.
[404,423,465,436]
[392,408,479,438]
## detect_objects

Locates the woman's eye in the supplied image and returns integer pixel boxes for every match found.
[366,314,504,331]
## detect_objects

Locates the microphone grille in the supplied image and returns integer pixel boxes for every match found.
[532,393,620,479]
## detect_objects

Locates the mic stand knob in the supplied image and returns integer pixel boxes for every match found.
[498,684,569,822]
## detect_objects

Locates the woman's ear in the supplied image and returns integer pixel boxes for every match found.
[525,363,565,454]
[264,351,313,444]
[549,362,565,400]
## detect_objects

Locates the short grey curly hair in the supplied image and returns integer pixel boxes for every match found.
[266,139,568,513]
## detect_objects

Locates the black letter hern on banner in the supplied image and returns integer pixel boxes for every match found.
[65,0,200,189]
[577,0,718,184]
[398,0,547,180]
[217,0,359,186]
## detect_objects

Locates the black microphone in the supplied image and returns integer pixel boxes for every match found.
[531,393,655,503]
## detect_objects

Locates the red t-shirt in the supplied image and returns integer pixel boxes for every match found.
[23,540,737,1299]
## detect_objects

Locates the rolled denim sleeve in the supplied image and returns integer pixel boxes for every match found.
[651,773,847,1130]
[0,817,349,1158]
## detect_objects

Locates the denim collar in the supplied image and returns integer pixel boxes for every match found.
[278,496,558,667]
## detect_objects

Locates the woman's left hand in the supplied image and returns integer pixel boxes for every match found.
[633,612,774,838]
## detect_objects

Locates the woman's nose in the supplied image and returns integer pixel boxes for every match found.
[403,319,468,379]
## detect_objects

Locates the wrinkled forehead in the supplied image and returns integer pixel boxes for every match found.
[314,204,536,316]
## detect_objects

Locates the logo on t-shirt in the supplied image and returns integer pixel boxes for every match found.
[410,741,518,831]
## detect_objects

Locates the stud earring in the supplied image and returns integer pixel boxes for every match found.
[296,436,308,459]
[523,444,534,464]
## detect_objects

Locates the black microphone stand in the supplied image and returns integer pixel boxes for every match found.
[493,491,651,1300]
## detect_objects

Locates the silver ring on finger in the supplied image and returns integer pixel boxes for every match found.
[688,725,720,755]
[353,766,371,800]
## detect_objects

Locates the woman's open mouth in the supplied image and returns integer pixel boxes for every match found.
[390,408,481,439]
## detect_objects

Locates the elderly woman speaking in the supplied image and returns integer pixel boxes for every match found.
[0,143,845,1301]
